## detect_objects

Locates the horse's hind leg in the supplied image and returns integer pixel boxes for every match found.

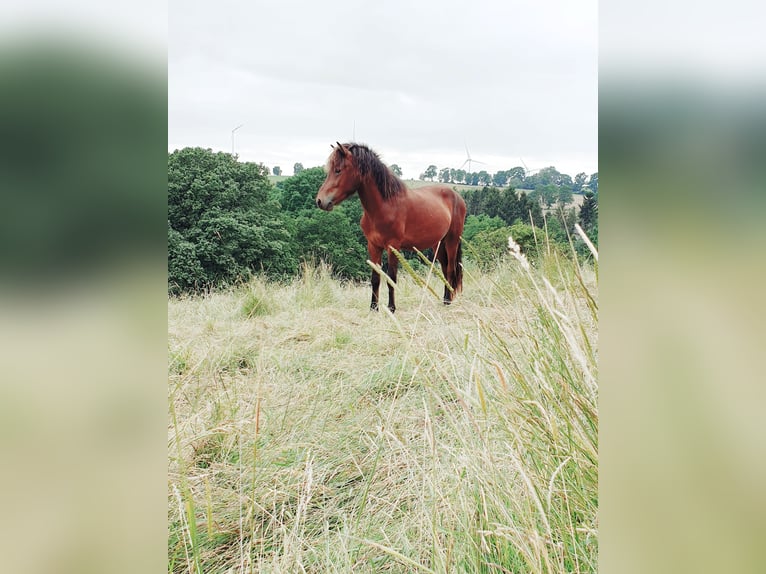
[386,249,399,313]
[443,234,463,303]
[435,243,451,304]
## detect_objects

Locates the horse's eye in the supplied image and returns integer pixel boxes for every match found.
[334,168,341,175]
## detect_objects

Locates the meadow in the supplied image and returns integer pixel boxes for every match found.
[168,242,598,573]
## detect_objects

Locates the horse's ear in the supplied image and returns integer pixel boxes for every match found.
[336,142,347,157]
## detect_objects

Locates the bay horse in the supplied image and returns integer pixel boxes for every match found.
[315,142,466,313]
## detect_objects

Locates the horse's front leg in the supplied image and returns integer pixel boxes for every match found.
[369,243,383,311]
[386,249,398,313]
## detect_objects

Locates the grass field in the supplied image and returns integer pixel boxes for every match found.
[168,244,598,573]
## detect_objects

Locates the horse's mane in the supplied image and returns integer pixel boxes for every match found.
[339,143,406,200]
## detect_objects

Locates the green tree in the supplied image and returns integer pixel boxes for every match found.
[460,186,542,227]
[390,163,403,177]
[516,190,544,227]
[275,167,369,279]
[277,166,327,212]
[468,226,513,271]
[556,186,573,207]
[439,167,451,183]
[544,215,567,244]
[462,214,506,243]
[538,184,558,208]
[272,166,282,176]
[508,166,526,188]
[293,162,304,175]
[497,188,531,226]
[482,186,503,218]
[466,220,544,270]
[461,188,482,216]
[508,221,542,260]
[292,208,369,279]
[422,165,437,181]
[535,166,560,187]
[576,190,598,258]
[587,172,598,193]
[573,172,587,193]
[167,222,205,294]
[168,148,296,293]
[579,191,598,237]
[492,170,509,187]
[547,207,577,243]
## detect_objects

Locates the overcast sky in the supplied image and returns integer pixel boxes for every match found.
[169,0,598,179]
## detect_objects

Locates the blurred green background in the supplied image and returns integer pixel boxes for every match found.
[600,4,766,571]
[0,22,167,574]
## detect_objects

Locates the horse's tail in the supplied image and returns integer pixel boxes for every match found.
[454,240,463,294]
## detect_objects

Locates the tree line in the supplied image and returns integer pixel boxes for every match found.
[272,161,599,199]
[417,163,597,192]
[168,148,598,294]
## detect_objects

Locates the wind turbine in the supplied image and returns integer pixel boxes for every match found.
[519,157,540,177]
[231,123,244,155]
[461,141,486,173]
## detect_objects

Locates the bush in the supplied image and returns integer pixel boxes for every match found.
[168,224,206,295]
[466,227,513,271]
[292,208,369,281]
[168,148,297,293]
[509,221,543,260]
[462,214,506,243]
[465,221,551,271]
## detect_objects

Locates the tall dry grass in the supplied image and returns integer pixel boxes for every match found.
[168,242,597,573]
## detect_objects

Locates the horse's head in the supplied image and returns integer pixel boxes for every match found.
[316,142,360,211]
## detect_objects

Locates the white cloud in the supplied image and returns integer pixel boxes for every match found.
[169,0,598,177]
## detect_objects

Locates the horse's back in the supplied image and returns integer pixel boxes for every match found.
[407,184,463,210]
[410,184,465,224]
[409,183,457,198]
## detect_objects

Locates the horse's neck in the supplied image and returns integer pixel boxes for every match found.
[357,177,398,216]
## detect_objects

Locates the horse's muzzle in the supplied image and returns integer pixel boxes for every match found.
[316,197,334,211]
